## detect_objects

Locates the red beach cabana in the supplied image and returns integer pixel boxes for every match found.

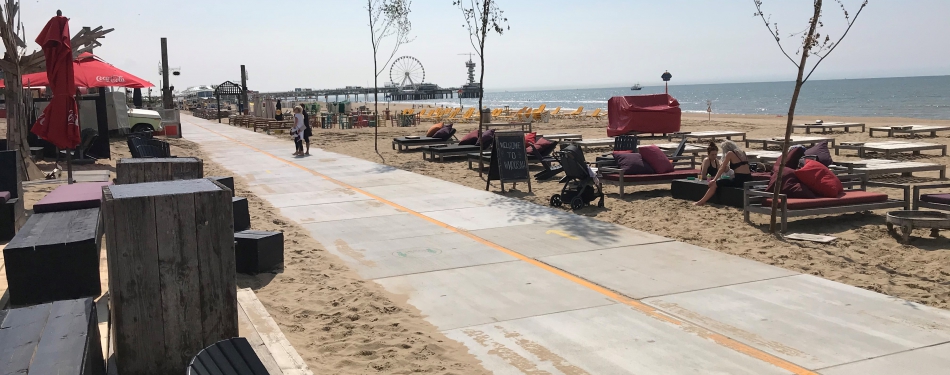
[607,94,682,136]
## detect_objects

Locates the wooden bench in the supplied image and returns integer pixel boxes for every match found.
[0,297,104,374]
[4,208,102,307]
[792,122,865,134]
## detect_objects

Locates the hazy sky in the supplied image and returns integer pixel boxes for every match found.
[17,0,950,92]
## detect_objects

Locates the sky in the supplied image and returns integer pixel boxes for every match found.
[15,0,950,93]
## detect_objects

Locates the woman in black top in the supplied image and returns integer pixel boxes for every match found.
[699,142,721,180]
[695,140,752,206]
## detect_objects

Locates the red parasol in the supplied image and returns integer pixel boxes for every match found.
[4,52,154,89]
[30,13,80,150]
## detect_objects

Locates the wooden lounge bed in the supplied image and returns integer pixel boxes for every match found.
[538,133,582,142]
[421,144,483,162]
[392,136,455,151]
[792,122,866,134]
[913,183,950,211]
[574,138,615,151]
[599,156,698,197]
[654,143,706,156]
[743,173,910,232]
[672,130,747,142]
[834,141,948,158]
[745,135,836,149]
[847,161,947,179]
[869,125,950,137]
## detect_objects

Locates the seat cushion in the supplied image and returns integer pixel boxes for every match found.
[476,129,495,146]
[432,123,453,140]
[426,123,443,137]
[795,160,843,198]
[525,132,537,146]
[33,182,112,213]
[804,142,833,166]
[638,145,674,174]
[615,153,654,175]
[602,169,701,183]
[531,137,557,156]
[458,130,479,145]
[921,194,950,205]
[785,146,807,169]
[765,190,888,210]
[0,190,9,204]
[612,150,634,157]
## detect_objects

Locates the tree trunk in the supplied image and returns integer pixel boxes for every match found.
[4,70,42,182]
[476,0,490,178]
[374,61,379,153]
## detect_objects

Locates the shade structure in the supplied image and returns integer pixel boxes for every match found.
[5,52,153,89]
[606,94,682,136]
[30,15,80,150]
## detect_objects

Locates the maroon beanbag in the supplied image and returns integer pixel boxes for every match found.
[432,123,453,140]
[458,130,479,145]
[784,146,806,169]
[804,142,833,166]
[476,129,495,146]
[795,160,843,198]
[530,137,557,156]
[615,153,655,175]
[766,168,816,199]
[638,145,674,174]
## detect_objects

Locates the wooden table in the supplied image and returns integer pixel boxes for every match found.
[745,136,836,149]
[792,122,866,133]
[868,125,950,137]
[672,130,747,142]
[834,141,948,158]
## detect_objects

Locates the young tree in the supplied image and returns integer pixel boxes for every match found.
[753,0,868,233]
[367,0,412,152]
[454,0,507,176]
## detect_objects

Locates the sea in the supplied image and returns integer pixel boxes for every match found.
[398,75,950,120]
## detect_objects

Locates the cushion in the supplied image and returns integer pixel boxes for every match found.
[612,150,634,158]
[921,194,950,205]
[531,137,557,156]
[638,145,674,174]
[476,129,495,146]
[765,190,887,210]
[432,123,453,140]
[784,146,806,169]
[615,153,655,175]
[795,160,843,198]
[0,190,9,204]
[765,170,816,199]
[601,169,701,182]
[804,142,833,166]
[426,123,443,137]
[524,132,537,145]
[458,130,479,145]
[32,182,113,213]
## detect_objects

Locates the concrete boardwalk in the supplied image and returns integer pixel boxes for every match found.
[182,114,950,375]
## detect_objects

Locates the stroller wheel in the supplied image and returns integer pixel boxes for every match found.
[550,194,563,207]
[570,197,584,211]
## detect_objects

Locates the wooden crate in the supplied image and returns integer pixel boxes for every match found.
[102,179,236,374]
[0,297,104,374]
[115,157,203,184]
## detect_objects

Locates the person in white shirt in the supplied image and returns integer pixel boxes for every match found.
[292,106,306,156]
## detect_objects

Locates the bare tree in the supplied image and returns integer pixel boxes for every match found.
[455,0,507,176]
[367,0,412,152]
[753,0,868,233]
[0,1,111,181]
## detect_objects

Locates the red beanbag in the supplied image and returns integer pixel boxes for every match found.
[638,145,674,174]
[794,160,843,198]
[524,132,537,146]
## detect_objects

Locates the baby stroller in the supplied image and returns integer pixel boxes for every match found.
[549,144,605,211]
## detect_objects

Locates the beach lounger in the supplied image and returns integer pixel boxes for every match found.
[913,183,950,211]
[588,108,605,120]
[421,144,483,162]
[559,106,584,119]
[848,161,946,179]
[538,133,582,142]
[868,125,950,137]
[745,135,836,149]
[792,122,866,134]
[743,173,910,232]
[599,154,699,197]
[674,130,747,142]
[392,129,458,151]
[834,141,948,158]
[574,137,616,152]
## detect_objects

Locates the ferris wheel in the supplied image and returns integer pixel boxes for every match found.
[390,56,425,90]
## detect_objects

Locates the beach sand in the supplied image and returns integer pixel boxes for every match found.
[13,132,488,375]
[295,109,950,310]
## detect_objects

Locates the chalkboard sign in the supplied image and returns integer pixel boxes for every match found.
[486,131,532,192]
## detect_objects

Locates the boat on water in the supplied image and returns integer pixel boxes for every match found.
[630,83,642,91]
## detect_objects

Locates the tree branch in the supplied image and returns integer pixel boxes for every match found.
[753,0,799,68]
[803,0,867,83]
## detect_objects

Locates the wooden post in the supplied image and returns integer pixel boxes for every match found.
[116,157,203,184]
[161,38,173,110]
[103,179,236,374]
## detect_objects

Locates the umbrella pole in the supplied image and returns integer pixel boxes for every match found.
[66,148,74,184]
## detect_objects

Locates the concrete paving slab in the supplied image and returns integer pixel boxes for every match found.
[302,213,453,246]
[444,304,790,375]
[245,180,342,195]
[278,200,403,223]
[644,274,950,369]
[819,342,950,375]
[472,222,671,258]
[336,171,439,188]
[258,188,373,208]
[363,182,502,212]
[374,261,616,330]
[321,233,517,279]
[423,205,572,231]
[541,242,797,298]
[361,180,474,198]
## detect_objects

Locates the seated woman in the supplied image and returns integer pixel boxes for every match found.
[699,142,721,180]
[695,140,752,206]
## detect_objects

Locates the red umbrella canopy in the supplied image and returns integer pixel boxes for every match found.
[30,14,80,149]
[10,52,154,89]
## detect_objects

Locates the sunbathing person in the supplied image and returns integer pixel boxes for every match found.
[699,142,722,180]
[695,140,752,206]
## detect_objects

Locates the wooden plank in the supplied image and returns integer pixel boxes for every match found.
[0,303,52,374]
[154,193,204,371]
[238,299,283,374]
[237,289,312,374]
[194,187,238,345]
[103,187,167,374]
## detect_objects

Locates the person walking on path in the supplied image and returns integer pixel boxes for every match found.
[301,104,312,155]
[291,106,306,156]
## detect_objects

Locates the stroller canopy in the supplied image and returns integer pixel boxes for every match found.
[607,94,682,137]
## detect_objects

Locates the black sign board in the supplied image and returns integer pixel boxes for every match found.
[486,131,532,192]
